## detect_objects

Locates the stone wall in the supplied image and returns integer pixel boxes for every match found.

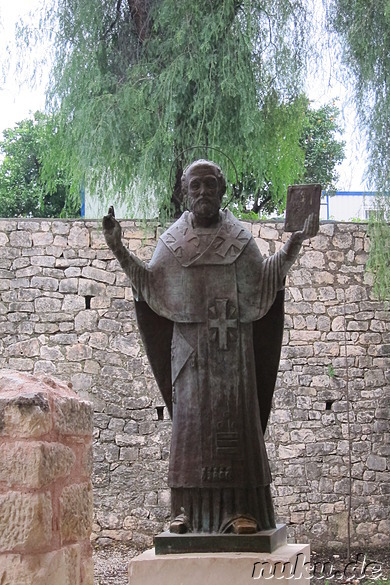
[0,369,94,584]
[0,217,388,552]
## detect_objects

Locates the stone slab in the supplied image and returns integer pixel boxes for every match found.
[129,543,310,585]
[0,545,82,585]
[154,524,286,555]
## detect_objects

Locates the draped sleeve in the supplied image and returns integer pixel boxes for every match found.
[236,237,300,322]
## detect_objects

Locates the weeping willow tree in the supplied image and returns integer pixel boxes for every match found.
[17,0,314,218]
[329,0,390,298]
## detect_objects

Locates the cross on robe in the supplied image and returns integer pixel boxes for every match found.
[209,299,238,350]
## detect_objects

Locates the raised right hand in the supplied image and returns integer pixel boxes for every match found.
[102,205,122,250]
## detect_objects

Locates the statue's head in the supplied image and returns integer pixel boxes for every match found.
[181,160,226,222]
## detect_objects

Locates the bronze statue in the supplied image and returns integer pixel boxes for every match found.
[103,160,317,535]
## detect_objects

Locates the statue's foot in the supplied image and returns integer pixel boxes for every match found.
[220,515,258,534]
[170,514,191,534]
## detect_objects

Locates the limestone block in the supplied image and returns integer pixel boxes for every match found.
[6,339,40,358]
[32,232,54,246]
[129,544,311,585]
[278,444,305,459]
[59,278,79,293]
[259,225,279,240]
[319,223,334,236]
[31,255,56,267]
[290,429,316,443]
[91,230,108,249]
[54,396,93,435]
[309,233,329,251]
[366,454,387,471]
[52,236,68,249]
[34,361,57,375]
[31,276,58,291]
[75,310,99,331]
[0,491,52,552]
[64,267,81,278]
[8,301,34,313]
[66,344,93,362]
[0,441,75,488]
[9,358,34,372]
[40,346,65,361]
[15,265,41,278]
[10,231,32,247]
[52,221,70,235]
[68,226,90,248]
[299,251,325,269]
[88,296,110,309]
[88,332,108,349]
[0,233,9,245]
[111,335,140,357]
[0,545,81,585]
[45,245,64,258]
[313,341,340,357]
[60,482,93,543]
[18,288,40,301]
[81,556,95,585]
[254,238,270,257]
[312,271,335,285]
[333,231,353,249]
[0,248,19,261]
[35,297,62,313]
[78,278,107,297]
[11,257,29,270]
[0,219,17,231]
[0,393,51,438]
[81,265,116,285]
[62,295,86,311]
[70,373,93,392]
[364,369,385,387]
[289,331,321,343]
[107,284,126,297]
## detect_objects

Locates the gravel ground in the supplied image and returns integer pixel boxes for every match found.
[94,544,137,585]
[93,544,390,585]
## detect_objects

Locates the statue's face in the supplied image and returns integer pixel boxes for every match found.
[187,165,221,220]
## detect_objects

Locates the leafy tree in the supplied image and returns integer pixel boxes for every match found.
[329,1,390,297]
[329,0,390,193]
[18,0,314,218]
[0,112,78,218]
[300,102,345,192]
[236,100,346,216]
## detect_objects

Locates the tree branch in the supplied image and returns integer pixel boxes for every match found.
[126,0,151,44]
[102,0,123,40]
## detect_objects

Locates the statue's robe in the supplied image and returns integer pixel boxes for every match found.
[132,210,288,532]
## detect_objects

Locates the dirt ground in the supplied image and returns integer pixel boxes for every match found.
[93,543,390,585]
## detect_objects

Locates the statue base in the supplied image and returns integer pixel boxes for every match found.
[128,543,310,585]
[154,524,286,555]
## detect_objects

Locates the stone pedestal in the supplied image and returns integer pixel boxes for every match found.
[129,543,310,585]
[0,370,94,585]
[155,524,287,554]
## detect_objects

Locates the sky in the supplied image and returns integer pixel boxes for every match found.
[0,0,48,133]
[0,0,369,192]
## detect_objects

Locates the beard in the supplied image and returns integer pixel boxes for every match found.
[191,196,220,219]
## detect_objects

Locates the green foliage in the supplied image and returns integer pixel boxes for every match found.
[300,102,345,193]
[0,112,79,218]
[330,0,390,193]
[367,199,390,300]
[329,1,390,298]
[17,0,313,218]
[231,99,345,217]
